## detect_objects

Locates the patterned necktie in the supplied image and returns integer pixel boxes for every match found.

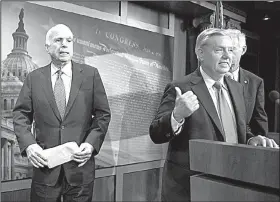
[213,81,238,143]
[54,70,66,119]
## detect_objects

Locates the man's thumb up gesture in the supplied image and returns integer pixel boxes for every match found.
[175,86,182,98]
[173,87,199,122]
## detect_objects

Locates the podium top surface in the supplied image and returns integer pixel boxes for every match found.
[189,139,279,189]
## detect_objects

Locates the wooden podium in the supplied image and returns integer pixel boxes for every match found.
[189,140,280,201]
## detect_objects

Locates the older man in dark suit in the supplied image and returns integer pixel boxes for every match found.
[13,24,111,202]
[149,28,278,202]
[225,29,268,137]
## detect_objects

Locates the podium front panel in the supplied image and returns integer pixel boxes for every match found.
[191,175,280,202]
[189,139,279,189]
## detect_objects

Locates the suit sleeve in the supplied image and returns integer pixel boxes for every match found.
[85,68,111,155]
[12,73,36,156]
[149,83,182,144]
[250,79,268,136]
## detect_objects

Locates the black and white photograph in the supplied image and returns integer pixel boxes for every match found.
[1,1,279,202]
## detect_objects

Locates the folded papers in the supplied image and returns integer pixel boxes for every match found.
[41,142,80,168]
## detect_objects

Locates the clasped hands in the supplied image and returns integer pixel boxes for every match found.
[26,142,94,168]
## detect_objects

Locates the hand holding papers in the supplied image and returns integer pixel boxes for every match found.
[72,142,94,167]
[26,144,48,168]
[41,142,80,168]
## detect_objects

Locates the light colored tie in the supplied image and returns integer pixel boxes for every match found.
[213,81,238,143]
[54,70,66,119]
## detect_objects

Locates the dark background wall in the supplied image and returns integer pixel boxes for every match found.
[240,1,280,132]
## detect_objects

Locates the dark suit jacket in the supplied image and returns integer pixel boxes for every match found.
[239,67,268,136]
[149,68,254,201]
[13,61,111,186]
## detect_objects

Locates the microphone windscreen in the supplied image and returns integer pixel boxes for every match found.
[269,90,280,102]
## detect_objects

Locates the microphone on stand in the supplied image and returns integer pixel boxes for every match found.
[269,90,280,105]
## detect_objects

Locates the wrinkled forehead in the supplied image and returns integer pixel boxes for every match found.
[50,26,73,40]
[203,35,233,48]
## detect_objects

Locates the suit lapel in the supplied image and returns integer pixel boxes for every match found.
[40,64,62,121]
[225,77,246,143]
[64,62,84,119]
[239,67,250,122]
[239,67,249,93]
[190,70,225,140]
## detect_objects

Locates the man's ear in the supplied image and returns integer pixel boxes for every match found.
[45,44,49,53]
[197,48,204,61]
[241,46,247,55]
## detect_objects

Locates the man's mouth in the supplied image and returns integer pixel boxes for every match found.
[219,62,229,66]
[59,51,69,55]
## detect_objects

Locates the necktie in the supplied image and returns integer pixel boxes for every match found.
[213,81,238,143]
[54,70,66,119]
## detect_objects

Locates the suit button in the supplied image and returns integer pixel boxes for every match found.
[61,126,65,130]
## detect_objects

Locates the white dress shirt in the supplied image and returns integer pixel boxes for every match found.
[200,67,236,123]
[171,67,237,135]
[51,63,72,105]
[171,111,184,134]
[231,67,240,82]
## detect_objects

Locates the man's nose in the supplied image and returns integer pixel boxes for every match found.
[61,39,68,47]
[222,50,231,58]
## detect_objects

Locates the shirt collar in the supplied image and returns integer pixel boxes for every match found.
[51,62,72,77]
[200,66,228,90]
[231,66,240,81]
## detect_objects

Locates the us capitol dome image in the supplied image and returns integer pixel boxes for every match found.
[1,9,39,181]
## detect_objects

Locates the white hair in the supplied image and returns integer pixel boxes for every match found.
[195,28,231,59]
[45,24,73,46]
[224,29,246,48]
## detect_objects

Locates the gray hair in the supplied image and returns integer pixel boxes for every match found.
[45,24,73,46]
[224,29,246,48]
[195,28,231,59]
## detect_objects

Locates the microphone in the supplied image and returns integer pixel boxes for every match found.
[269,90,280,105]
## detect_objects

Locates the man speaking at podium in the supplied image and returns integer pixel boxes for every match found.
[149,28,278,202]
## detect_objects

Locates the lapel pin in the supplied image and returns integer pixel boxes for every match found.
[244,80,248,84]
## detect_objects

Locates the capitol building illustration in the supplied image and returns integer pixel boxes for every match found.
[1,9,39,181]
